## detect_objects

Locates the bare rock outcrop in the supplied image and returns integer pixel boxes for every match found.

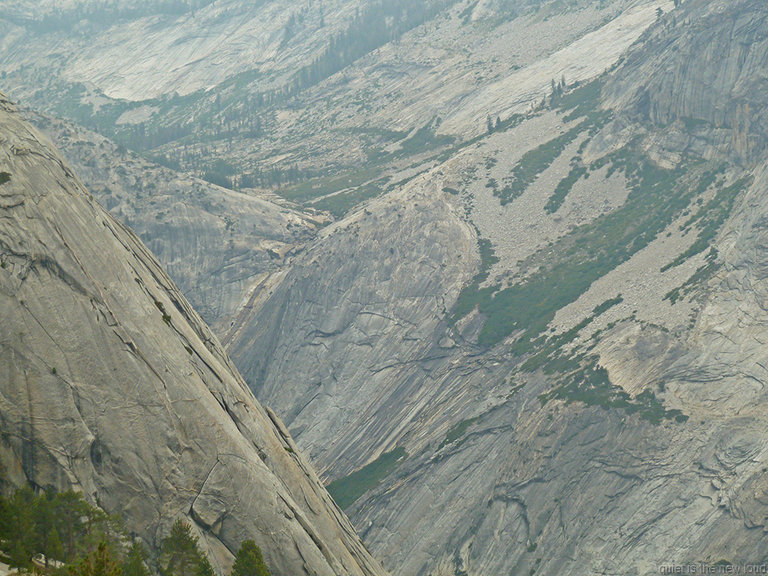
[0,94,385,576]
[227,171,477,474]
[25,113,319,335]
[604,0,768,163]
[225,1,768,573]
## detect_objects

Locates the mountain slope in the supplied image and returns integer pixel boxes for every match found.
[25,111,322,334]
[604,0,768,163]
[5,0,768,574]
[224,0,768,574]
[0,94,385,576]
[0,0,666,196]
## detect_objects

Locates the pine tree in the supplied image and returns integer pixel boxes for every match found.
[230,540,270,576]
[53,490,90,561]
[46,526,66,566]
[197,554,215,576]
[33,491,61,567]
[122,542,151,576]
[68,542,123,576]
[160,520,211,576]
[0,493,8,541]
[9,540,33,572]
[5,486,36,570]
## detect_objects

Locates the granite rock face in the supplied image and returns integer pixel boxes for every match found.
[225,1,768,574]
[0,0,665,180]
[604,0,768,163]
[226,172,477,473]
[24,113,321,335]
[0,95,385,576]
[5,0,768,575]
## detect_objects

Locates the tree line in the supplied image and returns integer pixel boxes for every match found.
[0,486,270,576]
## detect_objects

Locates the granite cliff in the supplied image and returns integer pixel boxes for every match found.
[3,0,768,574]
[228,0,768,573]
[0,94,385,576]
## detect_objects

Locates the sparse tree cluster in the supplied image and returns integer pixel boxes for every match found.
[0,487,271,576]
[487,115,502,133]
[548,74,569,105]
[290,0,451,95]
[0,486,123,571]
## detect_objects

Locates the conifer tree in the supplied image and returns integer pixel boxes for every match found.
[160,519,212,576]
[53,490,90,561]
[231,540,270,576]
[68,542,123,576]
[197,554,215,576]
[5,486,36,570]
[122,542,151,576]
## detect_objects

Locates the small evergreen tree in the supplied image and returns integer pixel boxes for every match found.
[5,486,36,570]
[122,542,151,576]
[53,490,90,561]
[160,520,212,576]
[34,491,64,567]
[69,542,123,576]
[197,554,215,576]
[0,493,9,542]
[231,540,270,576]
[46,526,66,566]
[9,540,33,572]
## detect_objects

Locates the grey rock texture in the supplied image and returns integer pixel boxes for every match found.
[0,95,385,576]
[225,1,768,574]
[0,0,355,101]
[227,172,477,474]
[4,0,768,574]
[26,113,320,334]
[604,0,768,163]
[0,0,665,181]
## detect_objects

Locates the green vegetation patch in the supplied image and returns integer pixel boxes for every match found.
[154,299,172,325]
[451,236,500,321]
[664,247,719,305]
[496,78,611,206]
[394,120,455,159]
[520,295,623,374]
[556,77,606,121]
[660,175,751,272]
[452,137,728,354]
[282,164,383,204]
[539,359,687,424]
[544,162,587,213]
[326,447,407,510]
[439,416,481,449]
[0,486,123,571]
[0,484,271,576]
[497,122,585,205]
[0,172,10,185]
[313,182,383,219]
[279,117,456,216]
